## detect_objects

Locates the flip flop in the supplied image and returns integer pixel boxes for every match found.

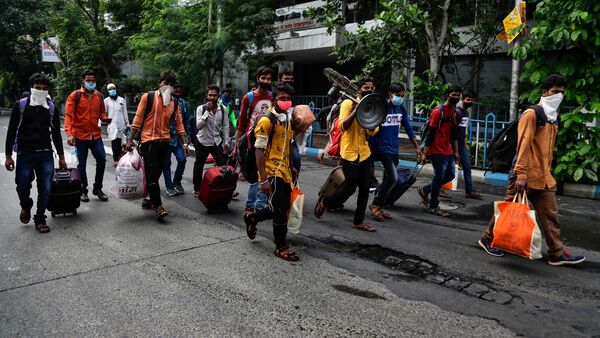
[353,223,376,232]
[314,197,325,219]
[35,223,50,233]
[274,247,300,261]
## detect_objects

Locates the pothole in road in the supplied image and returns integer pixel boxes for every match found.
[315,235,515,305]
[331,284,388,300]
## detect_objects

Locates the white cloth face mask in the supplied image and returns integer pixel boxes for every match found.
[539,92,563,122]
[29,88,49,109]
[159,85,173,106]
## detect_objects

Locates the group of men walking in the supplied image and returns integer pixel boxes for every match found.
[3,69,585,265]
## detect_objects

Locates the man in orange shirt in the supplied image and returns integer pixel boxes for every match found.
[64,69,110,202]
[125,70,189,219]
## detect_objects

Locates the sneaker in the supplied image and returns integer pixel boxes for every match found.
[166,188,178,197]
[155,206,168,219]
[20,208,31,224]
[417,187,429,206]
[478,239,505,257]
[174,183,185,195]
[92,188,108,201]
[80,192,90,202]
[141,198,154,209]
[548,250,585,266]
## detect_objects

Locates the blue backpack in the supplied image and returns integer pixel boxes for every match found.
[13,97,56,152]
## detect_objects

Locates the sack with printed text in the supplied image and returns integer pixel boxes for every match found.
[115,149,147,199]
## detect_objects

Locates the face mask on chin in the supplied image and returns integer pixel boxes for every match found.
[539,92,563,123]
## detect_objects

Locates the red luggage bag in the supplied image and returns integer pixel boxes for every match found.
[199,165,238,211]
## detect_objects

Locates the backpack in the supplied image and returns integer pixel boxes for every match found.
[486,105,551,173]
[13,97,56,152]
[325,103,342,157]
[418,105,446,151]
[134,91,180,141]
[238,111,278,183]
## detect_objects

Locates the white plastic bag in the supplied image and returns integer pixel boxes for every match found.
[287,184,304,234]
[115,149,147,199]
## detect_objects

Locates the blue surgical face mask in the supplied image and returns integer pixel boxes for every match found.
[392,95,404,106]
[108,89,117,97]
[84,82,96,91]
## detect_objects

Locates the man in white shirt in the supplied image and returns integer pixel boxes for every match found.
[104,83,130,164]
[192,84,229,196]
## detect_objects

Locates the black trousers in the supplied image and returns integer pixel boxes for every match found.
[111,138,123,162]
[140,141,169,207]
[192,138,226,191]
[253,177,291,249]
[324,157,371,225]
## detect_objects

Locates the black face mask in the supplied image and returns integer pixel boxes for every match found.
[361,90,373,96]
[283,81,295,88]
[449,97,460,106]
[259,82,271,91]
[173,94,181,99]
[462,102,473,109]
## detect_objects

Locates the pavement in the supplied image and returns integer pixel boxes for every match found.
[0,115,599,337]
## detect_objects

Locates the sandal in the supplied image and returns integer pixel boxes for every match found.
[369,204,391,221]
[465,191,484,199]
[428,207,450,217]
[417,187,429,207]
[244,211,257,240]
[35,223,50,233]
[353,223,376,232]
[274,247,299,261]
[314,196,326,219]
[439,190,452,198]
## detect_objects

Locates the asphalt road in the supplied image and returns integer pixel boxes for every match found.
[0,115,598,337]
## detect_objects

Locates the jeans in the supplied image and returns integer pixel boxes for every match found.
[324,158,371,225]
[111,138,123,163]
[291,141,301,172]
[75,138,106,193]
[247,182,267,211]
[140,141,169,208]
[253,177,291,249]
[192,139,226,191]
[15,151,54,225]
[458,142,473,193]
[163,145,187,189]
[372,153,399,207]
[423,154,455,209]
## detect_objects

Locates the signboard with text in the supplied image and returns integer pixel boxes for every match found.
[275,0,323,32]
[41,37,61,63]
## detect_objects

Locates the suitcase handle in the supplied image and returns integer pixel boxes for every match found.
[55,169,72,181]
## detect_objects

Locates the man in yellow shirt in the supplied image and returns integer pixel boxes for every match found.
[315,77,379,232]
[244,83,299,261]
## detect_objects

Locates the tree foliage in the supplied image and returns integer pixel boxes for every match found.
[513,0,600,183]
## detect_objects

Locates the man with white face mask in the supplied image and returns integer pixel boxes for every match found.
[5,74,67,233]
[125,70,190,220]
[479,74,586,266]
[104,83,129,164]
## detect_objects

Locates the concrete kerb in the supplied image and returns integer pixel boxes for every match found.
[304,146,600,201]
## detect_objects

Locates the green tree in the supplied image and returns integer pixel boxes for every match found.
[0,0,54,104]
[512,0,600,183]
[130,0,283,104]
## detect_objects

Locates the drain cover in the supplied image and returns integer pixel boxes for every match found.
[439,201,461,211]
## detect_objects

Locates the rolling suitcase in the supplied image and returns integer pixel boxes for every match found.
[48,168,82,217]
[318,166,348,211]
[199,164,238,211]
[376,164,423,206]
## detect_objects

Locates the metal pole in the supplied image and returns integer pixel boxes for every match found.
[509,0,522,121]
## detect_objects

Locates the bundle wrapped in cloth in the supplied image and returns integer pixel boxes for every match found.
[291,105,316,133]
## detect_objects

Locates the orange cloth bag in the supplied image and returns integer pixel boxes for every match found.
[287,184,304,234]
[442,164,459,191]
[491,192,542,259]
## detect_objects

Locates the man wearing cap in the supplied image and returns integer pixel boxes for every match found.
[104,83,130,164]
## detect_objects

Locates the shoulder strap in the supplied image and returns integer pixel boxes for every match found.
[436,105,444,129]
[529,105,550,126]
[97,91,105,115]
[16,98,29,129]
[74,90,82,113]
[246,91,255,125]
[220,105,226,126]
[47,99,55,129]
[145,91,154,115]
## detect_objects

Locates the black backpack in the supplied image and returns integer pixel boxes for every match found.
[418,105,449,151]
[237,111,277,183]
[486,105,552,173]
[133,91,179,141]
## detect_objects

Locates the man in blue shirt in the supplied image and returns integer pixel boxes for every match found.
[456,89,483,199]
[163,82,191,196]
[369,83,422,220]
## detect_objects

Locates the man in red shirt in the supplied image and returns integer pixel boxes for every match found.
[64,69,110,202]
[418,85,461,217]
[233,66,274,212]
